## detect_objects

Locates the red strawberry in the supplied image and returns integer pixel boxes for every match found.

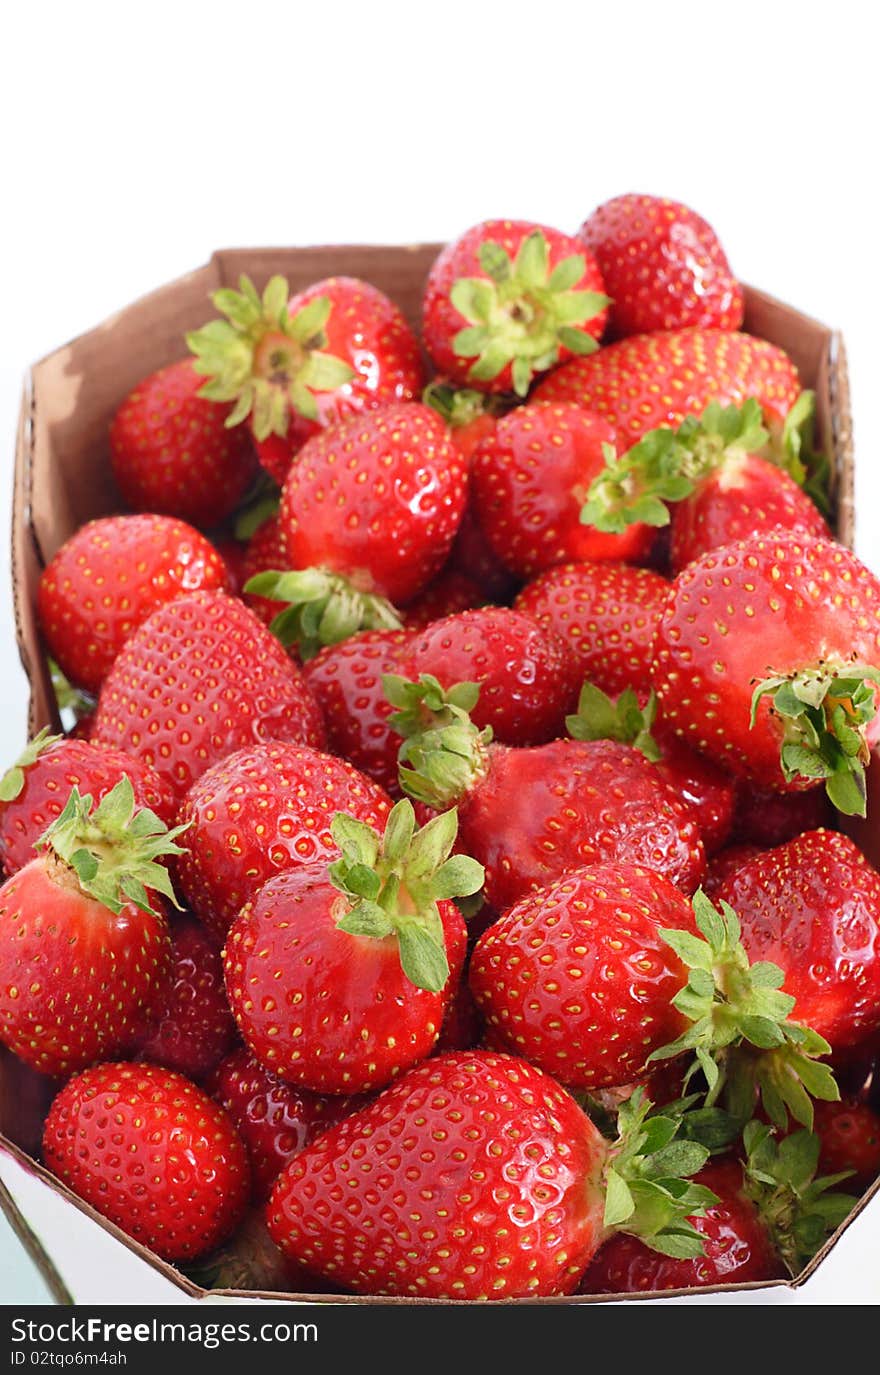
[267,1052,714,1299]
[579,1160,782,1293]
[533,329,801,444]
[470,863,697,1089]
[223,802,477,1094]
[177,742,391,940]
[0,778,184,1075]
[242,514,289,626]
[716,829,880,1054]
[42,1062,250,1262]
[732,781,833,847]
[187,275,424,486]
[811,1097,880,1192]
[92,591,325,800]
[37,515,230,694]
[650,532,880,812]
[515,560,669,695]
[703,843,767,901]
[302,630,416,795]
[470,402,653,576]
[137,916,236,1079]
[422,220,608,396]
[578,194,744,337]
[208,1047,363,1201]
[401,570,486,629]
[110,360,258,528]
[0,731,176,877]
[385,676,706,911]
[397,608,581,746]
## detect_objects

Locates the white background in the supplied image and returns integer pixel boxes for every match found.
[0,0,878,1304]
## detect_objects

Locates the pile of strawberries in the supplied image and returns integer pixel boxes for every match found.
[2,193,880,1302]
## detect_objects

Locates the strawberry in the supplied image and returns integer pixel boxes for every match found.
[110,359,259,528]
[515,560,670,696]
[384,675,706,910]
[732,781,833,847]
[469,863,698,1089]
[37,515,230,693]
[177,742,392,940]
[401,570,486,629]
[577,194,744,337]
[422,220,609,396]
[301,630,416,795]
[137,916,236,1080]
[470,402,654,576]
[650,532,880,813]
[267,1054,714,1300]
[715,829,880,1055]
[92,591,325,800]
[396,607,581,746]
[533,328,801,445]
[42,1062,250,1262]
[223,801,478,1094]
[567,683,735,852]
[811,1097,880,1192]
[241,513,289,626]
[0,778,186,1076]
[0,731,176,877]
[208,1047,363,1201]
[187,275,424,486]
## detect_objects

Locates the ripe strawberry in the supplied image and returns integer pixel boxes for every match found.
[422,220,609,396]
[397,607,581,746]
[811,1097,880,1192]
[515,560,670,695]
[401,570,486,629]
[533,328,801,445]
[224,802,478,1094]
[0,731,176,877]
[579,1160,782,1293]
[578,194,744,337]
[470,402,653,576]
[92,591,325,800]
[385,676,706,910]
[0,779,185,1075]
[650,532,880,813]
[716,829,880,1054]
[470,863,697,1089]
[208,1047,363,1201]
[732,781,833,847]
[301,630,416,795]
[110,359,259,528]
[267,1053,714,1300]
[37,515,230,693]
[137,916,236,1079]
[242,514,289,626]
[177,742,391,940]
[187,275,424,485]
[567,683,735,852]
[42,1062,250,1262]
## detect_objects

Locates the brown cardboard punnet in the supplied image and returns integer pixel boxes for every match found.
[4,246,876,1305]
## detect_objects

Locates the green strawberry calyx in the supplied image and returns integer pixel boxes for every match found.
[772,390,832,515]
[751,661,880,817]
[232,472,281,541]
[742,1120,857,1275]
[246,567,403,660]
[566,682,662,762]
[35,778,189,919]
[0,727,64,803]
[649,890,839,1131]
[49,661,97,723]
[329,799,484,993]
[422,380,504,429]
[186,275,355,440]
[450,230,610,398]
[383,673,492,809]
[601,1089,718,1259]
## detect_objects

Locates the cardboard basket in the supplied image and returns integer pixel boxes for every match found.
[4,245,877,1305]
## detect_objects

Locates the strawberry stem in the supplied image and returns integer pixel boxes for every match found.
[383,674,491,808]
[566,682,662,762]
[421,381,504,429]
[246,567,403,659]
[0,727,63,803]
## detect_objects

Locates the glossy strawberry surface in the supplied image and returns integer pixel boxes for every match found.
[578,194,744,337]
[177,743,392,939]
[267,1051,608,1298]
[92,591,325,800]
[43,1063,250,1262]
[811,1097,880,1192]
[470,863,695,1089]
[38,515,230,693]
[137,916,236,1079]
[279,402,468,605]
